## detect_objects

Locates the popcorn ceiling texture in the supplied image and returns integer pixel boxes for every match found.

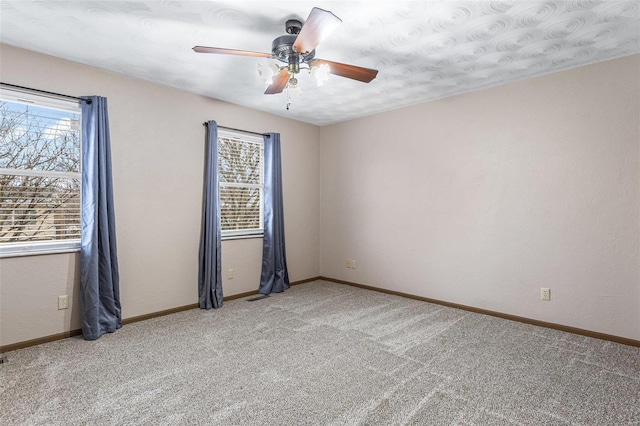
[2,281,639,425]
[0,1,638,125]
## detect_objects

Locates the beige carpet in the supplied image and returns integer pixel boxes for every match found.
[1,280,639,425]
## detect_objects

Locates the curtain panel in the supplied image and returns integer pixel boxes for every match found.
[80,96,122,340]
[198,120,224,309]
[259,133,290,294]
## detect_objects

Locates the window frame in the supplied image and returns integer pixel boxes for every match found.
[217,129,264,240]
[0,88,82,258]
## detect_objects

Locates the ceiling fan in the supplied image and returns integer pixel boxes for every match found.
[193,7,378,104]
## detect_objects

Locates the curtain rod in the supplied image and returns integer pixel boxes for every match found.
[0,82,91,104]
[202,122,269,137]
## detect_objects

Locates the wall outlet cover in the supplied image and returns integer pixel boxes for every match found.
[541,288,551,301]
[58,295,69,310]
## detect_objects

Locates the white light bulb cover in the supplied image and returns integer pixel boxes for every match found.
[288,85,303,97]
[257,63,281,84]
[311,63,330,86]
[269,63,280,75]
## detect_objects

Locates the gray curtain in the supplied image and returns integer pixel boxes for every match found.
[80,96,121,341]
[198,120,223,309]
[259,133,290,294]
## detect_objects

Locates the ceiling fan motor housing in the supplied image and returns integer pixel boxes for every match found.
[271,34,315,71]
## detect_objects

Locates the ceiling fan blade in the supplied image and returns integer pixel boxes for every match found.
[192,46,272,58]
[265,69,290,94]
[293,7,341,54]
[313,59,379,83]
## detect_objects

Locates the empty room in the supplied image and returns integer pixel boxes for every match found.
[1,1,639,424]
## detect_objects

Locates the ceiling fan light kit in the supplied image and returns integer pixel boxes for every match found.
[193,7,379,110]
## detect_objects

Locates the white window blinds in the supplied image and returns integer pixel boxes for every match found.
[218,130,264,238]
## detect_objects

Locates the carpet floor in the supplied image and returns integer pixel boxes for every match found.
[1,280,639,425]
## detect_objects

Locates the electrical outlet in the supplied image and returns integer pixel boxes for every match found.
[346,259,351,268]
[58,295,69,310]
[227,269,234,279]
[351,259,356,269]
[541,288,551,301]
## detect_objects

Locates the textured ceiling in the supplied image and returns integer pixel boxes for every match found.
[1,1,639,126]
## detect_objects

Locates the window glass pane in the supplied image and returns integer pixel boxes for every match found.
[0,174,80,242]
[217,131,264,237]
[218,136,262,185]
[1,101,81,173]
[220,186,261,231]
[0,93,81,250]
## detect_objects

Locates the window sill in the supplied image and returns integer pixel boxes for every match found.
[0,241,81,259]
[221,234,264,241]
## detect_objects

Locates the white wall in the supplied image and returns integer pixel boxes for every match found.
[320,54,640,341]
[0,44,320,347]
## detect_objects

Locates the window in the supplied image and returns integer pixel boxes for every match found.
[0,88,82,256]
[218,130,264,239]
